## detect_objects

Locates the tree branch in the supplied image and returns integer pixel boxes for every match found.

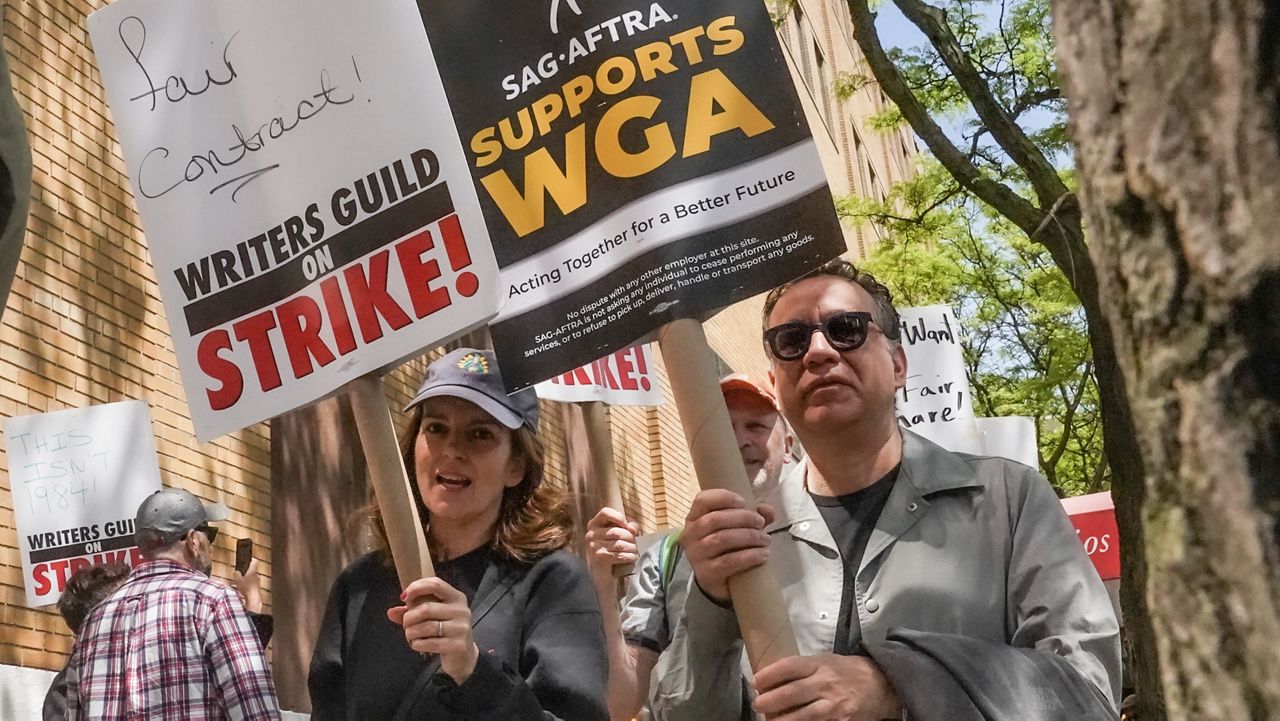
[1011,87,1062,119]
[967,127,989,162]
[844,0,1046,235]
[1046,361,1092,472]
[966,360,1000,417]
[844,183,963,226]
[889,0,1069,206]
[1088,449,1109,493]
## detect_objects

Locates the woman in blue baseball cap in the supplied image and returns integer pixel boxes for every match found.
[309,348,607,721]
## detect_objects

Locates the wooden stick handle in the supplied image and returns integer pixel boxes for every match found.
[581,400,634,577]
[657,319,799,669]
[348,373,434,586]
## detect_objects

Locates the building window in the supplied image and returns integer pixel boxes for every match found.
[794,7,813,89]
[852,125,866,196]
[817,42,833,127]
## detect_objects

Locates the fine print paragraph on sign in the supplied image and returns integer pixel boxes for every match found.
[528,228,814,357]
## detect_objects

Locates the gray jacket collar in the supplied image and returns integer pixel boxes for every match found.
[764,429,985,571]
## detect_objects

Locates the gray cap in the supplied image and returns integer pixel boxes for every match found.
[404,348,539,430]
[135,488,229,549]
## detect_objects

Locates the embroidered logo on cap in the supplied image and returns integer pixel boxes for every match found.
[457,352,490,375]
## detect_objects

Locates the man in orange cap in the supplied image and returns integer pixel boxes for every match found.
[585,374,793,721]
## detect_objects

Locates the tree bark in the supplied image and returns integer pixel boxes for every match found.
[1055,1,1280,718]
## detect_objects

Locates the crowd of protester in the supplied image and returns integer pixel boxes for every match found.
[51,260,1121,721]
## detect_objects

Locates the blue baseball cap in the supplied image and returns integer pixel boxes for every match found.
[404,348,539,430]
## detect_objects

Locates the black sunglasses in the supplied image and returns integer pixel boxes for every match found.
[764,311,875,361]
[192,524,218,543]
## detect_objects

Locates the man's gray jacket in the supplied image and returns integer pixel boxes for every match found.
[653,430,1120,720]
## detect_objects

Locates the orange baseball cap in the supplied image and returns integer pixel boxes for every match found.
[719,373,779,410]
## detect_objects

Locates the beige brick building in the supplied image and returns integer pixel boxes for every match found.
[0,0,914,714]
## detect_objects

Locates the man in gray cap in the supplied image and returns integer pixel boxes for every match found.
[65,488,280,721]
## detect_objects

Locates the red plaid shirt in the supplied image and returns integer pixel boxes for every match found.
[66,559,280,721]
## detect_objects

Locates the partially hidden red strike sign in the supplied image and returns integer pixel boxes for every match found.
[88,0,499,440]
[536,344,663,406]
[28,528,145,599]
[1061,491,1120,582]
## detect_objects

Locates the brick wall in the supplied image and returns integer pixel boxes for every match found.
[0,0,278,670]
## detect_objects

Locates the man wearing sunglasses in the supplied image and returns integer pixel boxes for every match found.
[656,260,1119,721]
[65,488,280,720]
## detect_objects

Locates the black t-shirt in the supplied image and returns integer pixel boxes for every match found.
[810,464,899,655]
[438,545,492,604]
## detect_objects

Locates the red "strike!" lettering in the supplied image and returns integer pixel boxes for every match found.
[197,214,474,411]
[554,346,652,392]
[31,548,144,597]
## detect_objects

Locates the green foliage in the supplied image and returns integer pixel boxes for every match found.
[868,105,906,133]
[837,0,1105,494]
[769,0,794,27]
[851,160,1107,496]
[834,71,872,102]
[889,0,1069,168]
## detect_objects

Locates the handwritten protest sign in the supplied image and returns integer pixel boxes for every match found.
[897,305,983,453]
[417,0,846,390]
[87,0,499,441]
[536,344,663,406]
[3,401,162,607]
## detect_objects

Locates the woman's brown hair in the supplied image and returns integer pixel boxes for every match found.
[369,402,574,565]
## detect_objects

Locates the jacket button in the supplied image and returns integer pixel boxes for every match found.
[865,598,880,613]
[819,611,829,620]
[907,502,918,512]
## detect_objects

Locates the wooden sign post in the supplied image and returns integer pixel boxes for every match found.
[347,373,434,585]
[658,319,799,667]
[580,400,634,577]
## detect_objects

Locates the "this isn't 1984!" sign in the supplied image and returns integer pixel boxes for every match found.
[3,401,162,607]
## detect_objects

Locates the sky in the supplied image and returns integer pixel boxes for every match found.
[857,1,1064,166]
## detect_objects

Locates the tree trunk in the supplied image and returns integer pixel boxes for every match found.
[1054,2,1280,718]
[1044,203,1162,717]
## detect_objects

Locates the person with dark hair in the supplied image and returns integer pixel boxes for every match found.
[56,563,131,636]
[656,259,1120,721]
[66,488,279,720]
[308,348,608,721]
[43,563,130,721]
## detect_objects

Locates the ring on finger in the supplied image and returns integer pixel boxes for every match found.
[437,620,444,638]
